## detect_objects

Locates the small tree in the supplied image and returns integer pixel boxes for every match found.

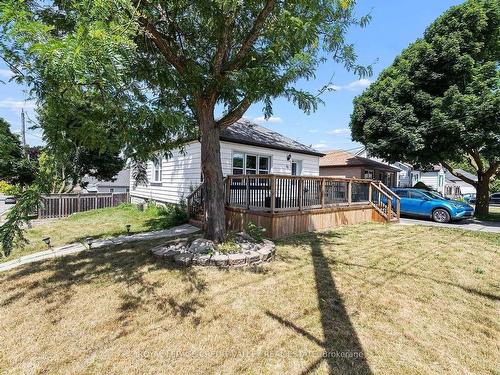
[350,0,499,216]
[1,0,372,241]
[0,117,36,187]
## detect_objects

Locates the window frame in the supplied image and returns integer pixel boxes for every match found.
[363,169,374,179]
[291,159,302,176]
[152,155,163,183]
[231,151,272,175]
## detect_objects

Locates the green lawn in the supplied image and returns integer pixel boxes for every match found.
[0,223,498,374]
[478,206,500,222]
[4,203,186,261]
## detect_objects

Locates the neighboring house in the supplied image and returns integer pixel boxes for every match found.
[130,120,324,205]
[410,165,477,198]
[319,150,400,187]
[83,169,130,193]
[354,147,411,187]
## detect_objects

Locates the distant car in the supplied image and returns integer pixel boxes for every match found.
[4,196,17,204]
[469,193,500,205]
[462,193,476,203]
[391,188,474,223]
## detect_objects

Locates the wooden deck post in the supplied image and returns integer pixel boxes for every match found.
[246,176,250,210]
[320,178,325,208]
[270,176,276,213]
[368,182,372,203]
[298,177,303,211]
[347,181,352,205]
[225,177,231,205]
[387,198,392,221]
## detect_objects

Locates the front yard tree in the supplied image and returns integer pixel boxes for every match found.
[1,0,371,241]
[350,0,499,217]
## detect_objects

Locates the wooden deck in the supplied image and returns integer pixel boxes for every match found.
[187,174,400,239]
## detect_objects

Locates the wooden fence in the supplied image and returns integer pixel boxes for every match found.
[37,192,130,219]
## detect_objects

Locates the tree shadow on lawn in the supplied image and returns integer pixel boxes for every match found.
[267,232,373,375]
[1,237,207,329]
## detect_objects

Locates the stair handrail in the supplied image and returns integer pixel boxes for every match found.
[186,182,204,218]
[370,182,400,222]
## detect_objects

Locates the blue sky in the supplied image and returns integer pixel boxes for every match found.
[0,0,463,150]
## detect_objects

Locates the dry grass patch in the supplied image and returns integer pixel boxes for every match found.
[0,223,498,374]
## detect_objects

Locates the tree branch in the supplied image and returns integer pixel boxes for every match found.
[225,0,276,71]
[469,149,484,174]
[216,98,252,128]
[440,160,478,187]
[485,160,499,179]
[213,14,231,75]
[138,15,186,74]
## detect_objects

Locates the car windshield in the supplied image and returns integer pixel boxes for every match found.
[420,191,445,200]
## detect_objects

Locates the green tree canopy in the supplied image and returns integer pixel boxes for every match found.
[0,117,36,186]
[350,0,499,216]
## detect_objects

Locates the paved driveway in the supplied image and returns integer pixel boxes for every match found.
[399,217,500,233]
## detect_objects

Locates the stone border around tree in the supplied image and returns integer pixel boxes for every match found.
[150,234,276,268]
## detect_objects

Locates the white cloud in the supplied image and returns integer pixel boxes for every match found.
[312,142,329,150]
[0,69,13,79]
[253,115,283,124]
[325,128,350,135]
[0,99,36,112]
[328,78,372,92]
[308,129,319,133]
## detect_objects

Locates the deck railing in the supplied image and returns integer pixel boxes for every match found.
[188,175,400,222]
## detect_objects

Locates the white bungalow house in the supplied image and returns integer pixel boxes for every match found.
[130,120,324,205]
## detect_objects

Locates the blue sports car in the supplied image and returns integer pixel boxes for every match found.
[391,188,474,223]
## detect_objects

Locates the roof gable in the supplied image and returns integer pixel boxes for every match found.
[320,150,400,172]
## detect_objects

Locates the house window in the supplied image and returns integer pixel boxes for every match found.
[232,152,271,175]
[152,156,162,183]
[364,169,374,179]
[438,174,444,187]
[291,160,302,176]
[109,188,114,193]
[246,154,257,174]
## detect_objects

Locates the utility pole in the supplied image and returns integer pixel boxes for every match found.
[21,108,27,158]
[21,108,26,146]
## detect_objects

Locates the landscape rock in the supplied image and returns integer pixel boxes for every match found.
[228,253,247,266]
[188,238,216,254]
[257,246,273,261]
[236,232,255,243]
[174,252,194,266]
[193,254,211,266]
[244,251,261,264]
[210,254,229,267]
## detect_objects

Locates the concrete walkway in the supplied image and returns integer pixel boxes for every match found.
[399,218,500,233]
[0,224,200,273]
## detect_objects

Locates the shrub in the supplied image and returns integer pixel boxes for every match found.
[245,222,265,243]
[145,201,188,230]
[0,181,21,196]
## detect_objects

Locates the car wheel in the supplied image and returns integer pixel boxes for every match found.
[433,208,450,223]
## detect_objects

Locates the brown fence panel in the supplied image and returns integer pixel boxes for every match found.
[38,192,130,219]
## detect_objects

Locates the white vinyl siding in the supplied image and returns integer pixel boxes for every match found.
[130,142,202,204]
[131,140,320,204]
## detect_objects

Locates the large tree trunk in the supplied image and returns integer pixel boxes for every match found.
[198,104,226,242]
[474,175,490,217]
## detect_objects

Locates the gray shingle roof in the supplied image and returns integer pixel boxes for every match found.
[445,169,477,182]
[220,120,324,156]
[84,169,130,188]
